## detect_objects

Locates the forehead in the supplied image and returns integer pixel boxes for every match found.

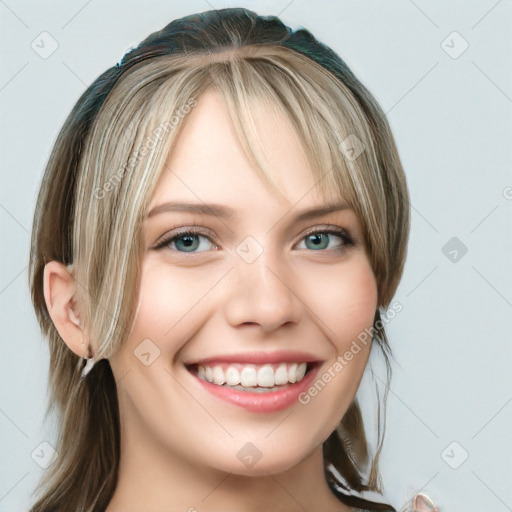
[148,88,337,212]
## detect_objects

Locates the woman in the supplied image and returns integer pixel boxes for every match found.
[28,8,410,511]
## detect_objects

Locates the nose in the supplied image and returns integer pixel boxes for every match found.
[223,248,302,333]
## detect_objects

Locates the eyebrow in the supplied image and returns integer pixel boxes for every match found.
[145,200,350,223]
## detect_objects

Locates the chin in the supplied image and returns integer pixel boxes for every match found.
[211,443,314,478]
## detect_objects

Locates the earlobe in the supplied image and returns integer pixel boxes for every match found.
[43,261,89,358]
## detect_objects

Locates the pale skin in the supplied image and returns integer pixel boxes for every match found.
[44,89,378,511]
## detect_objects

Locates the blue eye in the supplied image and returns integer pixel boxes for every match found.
[154,226,353,254]
[296,230,351,251]
[159,229,216,253]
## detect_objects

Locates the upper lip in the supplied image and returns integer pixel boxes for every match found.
[185,351,323,366]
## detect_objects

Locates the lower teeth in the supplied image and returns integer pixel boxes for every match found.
[222,383,290,393]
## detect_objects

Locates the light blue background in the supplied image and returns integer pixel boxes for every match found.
[1,1,511,510]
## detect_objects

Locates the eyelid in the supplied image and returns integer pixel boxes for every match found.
[153,225,216,250]
[296,224,354,248]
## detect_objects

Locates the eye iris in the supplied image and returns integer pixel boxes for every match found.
[305,233,329,250]
[176,235,200,252]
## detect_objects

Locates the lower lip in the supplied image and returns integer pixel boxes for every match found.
[189,365,320,413]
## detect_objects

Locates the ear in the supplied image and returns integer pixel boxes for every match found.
[412,493,439,512]
[43,261,91,358]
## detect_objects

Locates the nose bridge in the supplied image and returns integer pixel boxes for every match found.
[224,239,302,331]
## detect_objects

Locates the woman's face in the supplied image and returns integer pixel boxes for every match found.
[108,88,378,476]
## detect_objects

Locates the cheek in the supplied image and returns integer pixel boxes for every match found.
[297,258,377,436]
[303,255,378,351]
[110,260,218,439]
[126,260,218,355]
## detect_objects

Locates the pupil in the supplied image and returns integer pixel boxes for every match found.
[178,235,198,251]
[307,233,327,250]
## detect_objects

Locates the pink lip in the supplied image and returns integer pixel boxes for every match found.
[186,350,322,366]
[188,363,320,413]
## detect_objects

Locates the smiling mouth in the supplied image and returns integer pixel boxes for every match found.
[186,362,315,393]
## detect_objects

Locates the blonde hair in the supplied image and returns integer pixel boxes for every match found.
[28,8,409,511]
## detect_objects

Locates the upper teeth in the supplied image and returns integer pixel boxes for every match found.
[196,362,308,388]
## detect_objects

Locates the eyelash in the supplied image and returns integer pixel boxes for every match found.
[153,224,355,254]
